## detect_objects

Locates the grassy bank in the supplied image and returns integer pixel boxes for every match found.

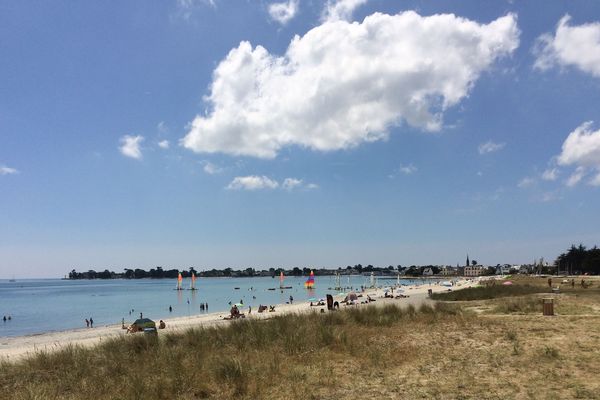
[431,283,550,301]
[3,280,600,399]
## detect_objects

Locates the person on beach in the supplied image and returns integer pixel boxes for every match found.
[89,318,94,328]
[85,318,89,328]
[122,318,125,329]
[2,316,6,322]
[248,306,252,314]
[159,320,166,329]
[205,302,208,310]
[169,305,172,312]
[140,312,143,319]
[289,295,293,304]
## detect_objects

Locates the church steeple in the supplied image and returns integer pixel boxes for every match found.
[466,254,470,267]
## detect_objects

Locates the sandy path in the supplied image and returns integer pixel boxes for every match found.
[0,278,475,361]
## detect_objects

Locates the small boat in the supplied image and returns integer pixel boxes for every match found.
[304,270,315,289]
[188,272,198,290]
[174,272,184,290]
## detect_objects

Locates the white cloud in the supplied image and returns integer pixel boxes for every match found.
[566,166,586,187]
[399,164,417,175]
[182,11,519,159]
[541,167,559,181]
[557,122,600,168]
[203,161,223,175]
[226,175,279,190]
[321,0,367,22]
[590,172,600,186]
[282,177,303,190]
[226,175,317,191]
[555,121,600,186]
[478,141,505,155]
[119,135,144,160]
[534,15,600,78]
[268,0,298,25]
[158,140,170,149]
[517,177,535,188]
[157,121,168,133]
[0,165,18,175]
[175,0,216,20]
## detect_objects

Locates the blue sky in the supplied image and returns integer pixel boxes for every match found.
[1,0,600,278]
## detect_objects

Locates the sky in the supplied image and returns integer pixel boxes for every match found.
[1,0,600,278]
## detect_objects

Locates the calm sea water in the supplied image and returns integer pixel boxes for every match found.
[0,275,426,337]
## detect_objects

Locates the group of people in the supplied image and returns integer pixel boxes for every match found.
[84,317,94,328]
[2,315,12,322]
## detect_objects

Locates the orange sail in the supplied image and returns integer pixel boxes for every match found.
[176,272,183,290]
[190,272,196,290]
[304,270,315,289]
[279,271,284,288]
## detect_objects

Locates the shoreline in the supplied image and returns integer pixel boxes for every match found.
[0,278,477,361]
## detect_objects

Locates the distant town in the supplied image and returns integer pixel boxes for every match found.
[66,244,600,279]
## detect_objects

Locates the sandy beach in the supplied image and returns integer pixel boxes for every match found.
[0,278,477,361]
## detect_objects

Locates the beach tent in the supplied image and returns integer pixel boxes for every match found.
[131,318,156,332]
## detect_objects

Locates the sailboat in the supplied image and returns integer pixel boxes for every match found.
[279,271,292,289]
[304,270,315,289]
[175,272,184,291]
[189,272,198,291]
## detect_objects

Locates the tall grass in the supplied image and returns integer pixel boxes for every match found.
[431,284,550,301]
[0,304,465,400]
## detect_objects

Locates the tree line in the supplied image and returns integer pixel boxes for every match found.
[555,244,600,275]
[66,264,403,280]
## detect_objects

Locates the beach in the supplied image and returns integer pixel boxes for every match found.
[0,278,475,361]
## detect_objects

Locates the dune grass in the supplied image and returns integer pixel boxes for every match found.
[0,303,466,400]
[431,283,551,301]
[3,280,600,399]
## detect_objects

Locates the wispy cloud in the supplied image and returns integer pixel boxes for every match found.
[478,140,505,155]
[158,140,170,149]
[119,135,144,160]
[226,176,317,191]
[268,0,298,25]
[399,164,418,175]
[321,0,368,22]
[566,166,585,187]
[226,175,279,190]
[541,167,558,181]
[517,177,535,188]
[0,165,18,175]
[203,161,223,175]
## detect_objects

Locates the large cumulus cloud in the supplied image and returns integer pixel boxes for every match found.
[182,11,519,158]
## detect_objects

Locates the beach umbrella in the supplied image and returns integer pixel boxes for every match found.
[503,281,513,285]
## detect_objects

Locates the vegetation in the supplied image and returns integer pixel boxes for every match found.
[431,283,550,301]
[67,264,402,280]
[555,244,600,275]
[3,278,600,399]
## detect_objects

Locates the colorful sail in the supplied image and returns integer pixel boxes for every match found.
[279,271,284,288]
[176,272,183,290]
[190,272,196,290]
[304,270,315,289]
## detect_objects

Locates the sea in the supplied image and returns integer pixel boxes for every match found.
[0,275,429,337]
